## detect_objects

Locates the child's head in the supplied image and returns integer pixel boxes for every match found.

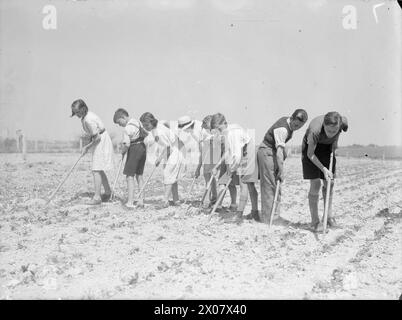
[210,113,227,134]
[71,99,88,119]
[139,112,158,131]
[323,111,341,138]
[202,115,213,130]
[113,108,130,127]
[290,108,308,131]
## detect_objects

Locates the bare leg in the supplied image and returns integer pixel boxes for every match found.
[308,178,321,225]
[237,181,249,213]
[203,173,211,206]
[210,178,217,202]
[172,182,179,203]
[228,185,237,208]
[135,174,144,205]
[100,171,111,195]
[247,183,258,212]
[92,171,102,201]
[126,176,135,205]
[163,184,172,206]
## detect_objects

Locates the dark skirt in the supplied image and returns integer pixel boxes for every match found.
[302,143,336,180]
[123,142,146,176]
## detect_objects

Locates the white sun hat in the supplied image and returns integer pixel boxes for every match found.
[177,115,194,130]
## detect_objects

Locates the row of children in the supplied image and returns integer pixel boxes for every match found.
[70,98,348,233]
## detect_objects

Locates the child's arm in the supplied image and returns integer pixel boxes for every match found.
[155,146,167,167]
[307,141,333,180]
[195,142,203,178]
[211,152,227,177]
[81,133,101,155]
[120,130,130,155]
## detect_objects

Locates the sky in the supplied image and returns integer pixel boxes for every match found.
[0,0,401,146]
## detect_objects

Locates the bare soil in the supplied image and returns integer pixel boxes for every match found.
[0,153,401,299]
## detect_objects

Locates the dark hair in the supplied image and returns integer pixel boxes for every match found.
[139,112,158,128]
[324,111,341,126]
[210,113,227,129]
[202,115,213,129]
[71,99,88,117]
[113,108,129,123]
[291,109,308,123]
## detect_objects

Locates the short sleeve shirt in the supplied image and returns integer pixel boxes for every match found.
[122,118,142,145]
[304,115,348,147]
[81,111,105,137]
[273,118,291,149]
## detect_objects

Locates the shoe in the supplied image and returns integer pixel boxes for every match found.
[244,214,253,220]
[136,202,145,209]
[214,206,223,213]
[272,216,288,226]
[201,203,210,210]
[225,211,243,224]
[313,222,324,233]
[251,210,260,222]
[86,198,102,205]
[161,201,170,208]
[327,217,338,228]
[124,202,135,209]
[228,204,238,212]
[244,210,260,222]
[101,193,111,202]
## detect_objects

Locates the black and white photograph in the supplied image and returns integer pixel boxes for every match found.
[0,0,401,301]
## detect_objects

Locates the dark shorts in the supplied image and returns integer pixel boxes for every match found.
[123,142,146,176]
[302,143,336,180]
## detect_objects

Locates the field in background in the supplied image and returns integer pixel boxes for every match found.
[2,137,402,161]
[0,153,401,299]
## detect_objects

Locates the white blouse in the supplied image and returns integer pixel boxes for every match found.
[81,111,105,137]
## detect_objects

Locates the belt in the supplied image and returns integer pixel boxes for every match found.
[262,141,279,153]
[90,128,105,141]
[130,139,145,145]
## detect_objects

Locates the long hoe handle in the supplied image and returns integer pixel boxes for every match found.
[199,155,225,209]
[209,175,232,221]
[322,152,334,235]
[136,164,158,199]
[46,154,84,204]
[111,154,125,201]
[183,151,210,206]
[198,173,215,209]
[269,181,281,228]
[183,175,198,206]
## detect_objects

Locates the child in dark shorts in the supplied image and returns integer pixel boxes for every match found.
[114,108,148,208]
[301,111,348,232]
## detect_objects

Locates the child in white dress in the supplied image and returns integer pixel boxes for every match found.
[140,112,185,207]
[71,99,114,205]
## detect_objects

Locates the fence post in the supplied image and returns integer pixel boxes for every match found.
[22,134,26,161]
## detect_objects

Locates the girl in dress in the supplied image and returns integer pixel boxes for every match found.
[140,112,185,207]
[71,99,114,205]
